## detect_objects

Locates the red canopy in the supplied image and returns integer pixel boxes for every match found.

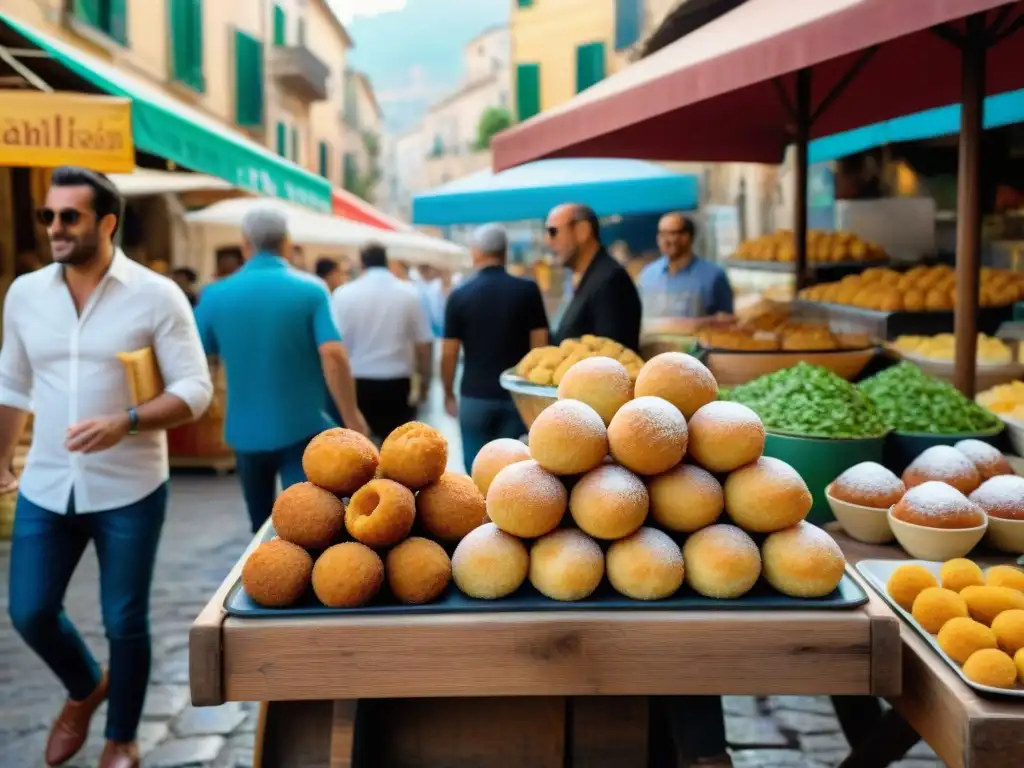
[331,188,408,232]
[493,0,1023,170]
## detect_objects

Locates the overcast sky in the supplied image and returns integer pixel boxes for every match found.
[329,0,408,23]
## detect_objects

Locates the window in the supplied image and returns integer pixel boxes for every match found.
[235,31,265,127]
[344,75,359,128]
[614,0,643,50]
[272,4,287,46]
[276,122,287,157]
[517,0,534,8]
[343,153,358,191]
[515,63,540,120]
[318,141,330,178]
[170,0,204,91]
[72,0,128,45]
[291,126,300,163]
[575,42,605,93]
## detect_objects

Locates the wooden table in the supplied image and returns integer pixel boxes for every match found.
[189,519,900,768]
[833,527,1024,768]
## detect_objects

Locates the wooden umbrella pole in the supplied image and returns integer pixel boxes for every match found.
[794,68,812,292]
[953,13,986,396]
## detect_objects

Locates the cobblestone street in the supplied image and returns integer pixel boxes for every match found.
[0,397,945,767]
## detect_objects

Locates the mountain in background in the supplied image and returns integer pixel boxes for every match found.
[345,0,508,133]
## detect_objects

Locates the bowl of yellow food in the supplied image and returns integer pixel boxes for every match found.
[977,381,1024,457]
[890,333,1024,392]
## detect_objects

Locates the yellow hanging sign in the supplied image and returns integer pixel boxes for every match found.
[0,91,134,173]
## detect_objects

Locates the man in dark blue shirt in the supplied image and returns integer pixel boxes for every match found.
[441,224,549,471]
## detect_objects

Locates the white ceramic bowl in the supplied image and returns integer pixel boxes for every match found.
[887,507,988,561]
[1003,417,1024,459]
[825,484,895,544]
[986,516,1024,555]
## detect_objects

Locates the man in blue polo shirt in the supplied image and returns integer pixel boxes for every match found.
[637,212,734,319]
[195,206,368,532]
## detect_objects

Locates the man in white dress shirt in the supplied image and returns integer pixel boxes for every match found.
[0,167,212,768]
[331,242,433,442]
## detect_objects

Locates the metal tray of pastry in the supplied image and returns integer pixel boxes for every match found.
[856,559,1024,698]
[790,301,1012,340]
[224,528,868,617]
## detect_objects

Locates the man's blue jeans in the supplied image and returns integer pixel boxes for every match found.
[235,435,314,532]
[7,484,168,743]
[459,396,526,473]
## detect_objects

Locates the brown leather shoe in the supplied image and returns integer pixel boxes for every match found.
[44,672,108,766]
[99,740,140,768]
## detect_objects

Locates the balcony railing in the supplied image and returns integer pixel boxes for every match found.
[270,45,329,103]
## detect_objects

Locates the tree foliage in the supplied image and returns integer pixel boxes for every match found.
[473,107,513,151]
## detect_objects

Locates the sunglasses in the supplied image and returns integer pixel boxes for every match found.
[36,208,83,227]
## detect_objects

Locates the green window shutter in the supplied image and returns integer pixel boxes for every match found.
[73,0,102,27]
[170,0,203,90]
[235,32,264,126]
[318,141,329,177]
[615,0,643,50]
[516,63,541,120]
[517,0,534,7]
[189,0,205,90]
[291,126,299,162]
[273,5,287,46]
[343,153,357,191]
[107,0,128,44]
[276,122,287,156]
[576,42,606,93]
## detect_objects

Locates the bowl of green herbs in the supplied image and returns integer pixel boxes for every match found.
[723,363,889,524]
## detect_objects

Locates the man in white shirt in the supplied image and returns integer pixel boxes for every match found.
[331,242,433,442]
[0,167,212,768]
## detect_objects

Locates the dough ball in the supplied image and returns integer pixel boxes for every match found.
[724,457,812,533]
[557,356,633,425]
[607,396,688,476]
[961,585,1024,626]
[683,524,762,599]
[830,462,905,508]
[312,542,384,608]
[569,464,649,540]
[241,539,313,608]
[1016,648,1024,684]
[986,565,1024,591]
[302,428,379,495]
[940,559,985,593]
[529,399,608,475]
[887,564,939,611]
[991,609,1024,656]
[762,522,846,598]
[891,482,987,529]
[963,648,1018,689]
[345,479,416,549]
[452,522,530,599]
[937,617,997,664]
[606,527,685,600]
[486,460,567,538]
[902,445,982,496]
[529,529,605,601]
[911,587,969,634]
[379,421,448,489]
[687,402,766,473]
[633,352,718,419]
[955,439,1014,481]
[272,481,346,550]
[647,464,723,533]
[417,472,487,542]
[386,537,451,605]
[971,476,1024,520]
[471,438,530,496]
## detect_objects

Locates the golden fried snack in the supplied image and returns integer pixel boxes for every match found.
[962,585,1024,626]
[687,401,765,473]
[417,472,487,542]
[345,478,416,549]
[570,463,649,540]
[963,649,1018,688]
[902,446,982,496]
[452,522,529,599]
[912,587,969,634]
[471,438,530,497]
[312,542,384,608]
[272,481,346,550]
[379,421,448,490]
[887,564,938,611]
[557,356,633,425]
[606,527,685,600]
[992,609,1024,656]
[386,537,451,605]
[987,565,1024,591]
[529,399,608,476]
[633,352,718,419]
[608,396,688,476]
[724,457,812,533]
[486,459,567,538]
[527,366,555,386]
[684,524,761,599]
[647,464,723,533]
[242,539,314,608]
[302,428,379,496]
[529,529,604,601]
[937,617,997,664]
[940,558,985,593]
[761,522,846,598]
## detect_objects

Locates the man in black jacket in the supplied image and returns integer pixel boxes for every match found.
[545,203,641,352]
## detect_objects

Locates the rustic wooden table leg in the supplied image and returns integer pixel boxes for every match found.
[329,701,357,768]
[570,696,648,768]
[255,700,335,768]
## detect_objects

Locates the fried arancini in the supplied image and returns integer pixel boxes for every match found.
[386,537,451,605]
[452,523,530,599]
[1016,648,1024,683]
[761,522,845,598]
[486,460,567,538]
[379,421,448,489]
[302,427,379,495]
[986,565,1024,592]
[961,585,1024,626]
[345,479,416,549]
[940,558,985,593]
[633,352,718,419]
[911,587,969,634]
[312,542,384,608]
[241,539,313,608]
[991,609,1024,655]
[886,564,938,611]
[529,399,608,476]
[963,648,1018,688]
[417,472,487,542]
[471,438,530,497]
[529,528,605,601]
[607,527,685,601]
[937,617,998,664]
[271,482,346,549]
[556,356,633,425]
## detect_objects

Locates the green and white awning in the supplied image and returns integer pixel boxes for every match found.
[0,13,331,210]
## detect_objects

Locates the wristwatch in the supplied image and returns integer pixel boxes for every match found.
[127,407,140,435]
